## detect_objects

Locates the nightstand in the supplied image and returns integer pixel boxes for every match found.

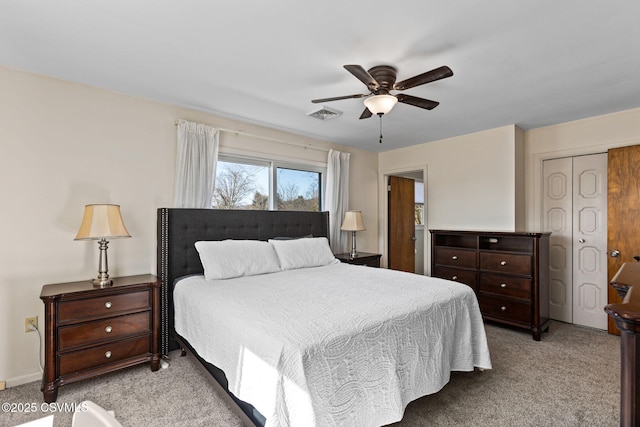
[40,274,161,403]
[335,252,382,268]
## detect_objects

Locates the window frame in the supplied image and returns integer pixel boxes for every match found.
[216,153,326,211]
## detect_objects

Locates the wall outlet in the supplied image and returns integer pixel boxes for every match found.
[25,316,38,333]
[0,381,5,391]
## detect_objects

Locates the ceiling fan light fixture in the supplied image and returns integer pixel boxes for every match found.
[363,94,397,115]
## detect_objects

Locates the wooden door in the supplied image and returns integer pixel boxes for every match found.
[388,176,415,272]
[607,145,640,334]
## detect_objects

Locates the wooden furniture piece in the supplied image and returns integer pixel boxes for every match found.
[430,230,551,340]
[40,274,161,403]
[334,252,381,268]
[605,262,640,427]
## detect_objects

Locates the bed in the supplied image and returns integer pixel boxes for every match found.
[157,208,491,427]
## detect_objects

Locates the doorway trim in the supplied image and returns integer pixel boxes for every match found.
[378,164,428,272]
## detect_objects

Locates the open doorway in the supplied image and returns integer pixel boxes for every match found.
[386,169,426,274]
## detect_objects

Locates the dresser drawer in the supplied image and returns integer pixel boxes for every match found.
[434,248,476,269]
[479,252,531,276]
[58,312,151,351]
[432,267,477,288]
[58,290,150,323]
[479,273,532,300]
[58,335,151,377]
[479,295,531,325]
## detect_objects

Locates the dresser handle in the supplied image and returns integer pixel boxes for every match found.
[105,351,112,359]
[500,283,507,288]
[452,276,458,280]
[500,306,507,311]
[104,302,112,309]
[500,261,507,266]
[105,326,113,333]
[452,256,458,260]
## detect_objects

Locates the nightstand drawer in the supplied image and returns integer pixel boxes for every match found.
[58,290,150,323]
[58,335,151,376]
[479,252,531,276]
[479,273,531,299]
[432,266,477,288]
[435,248,476,269]
[58,312,151,351]
[479,295,531,325]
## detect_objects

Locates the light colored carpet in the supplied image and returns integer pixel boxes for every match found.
[1,321,620,427]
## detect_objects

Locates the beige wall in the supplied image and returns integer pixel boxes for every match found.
[0,66,378,385]
[377,125,524,270]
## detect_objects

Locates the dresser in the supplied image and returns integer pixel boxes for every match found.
[430,230,551,340]
[40,274,161,402]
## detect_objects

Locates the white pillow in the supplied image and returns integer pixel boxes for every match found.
[195,240,281,280]
[269,237,336,270]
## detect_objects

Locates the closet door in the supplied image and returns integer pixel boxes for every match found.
[543,153,607,329]
[572,154,607,330]
[543,157,573,323]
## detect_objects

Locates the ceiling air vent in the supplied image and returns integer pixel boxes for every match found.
[307,106,342,121]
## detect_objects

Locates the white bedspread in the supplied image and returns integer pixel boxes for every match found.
[174,262,491,427]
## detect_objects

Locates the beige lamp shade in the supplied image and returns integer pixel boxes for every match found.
[341,210,366,232]
[74,204,131,240]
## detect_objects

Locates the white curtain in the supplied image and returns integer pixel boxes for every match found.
[173,119,219,208]
[325,149,350,253]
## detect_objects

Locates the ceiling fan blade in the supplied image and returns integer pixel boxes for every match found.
[359,107,373,119]
[393,66,453,91]
[344,65,380,90]
[311,93,367,103]
[396,94,439,110]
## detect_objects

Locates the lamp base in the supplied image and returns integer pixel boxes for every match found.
[92,238,113,287]
[349,231,358,259]
[92,277,113,287]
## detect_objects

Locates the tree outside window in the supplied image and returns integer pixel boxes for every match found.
[212,158,322,211]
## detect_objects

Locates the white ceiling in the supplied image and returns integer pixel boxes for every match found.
[3,1,640,152]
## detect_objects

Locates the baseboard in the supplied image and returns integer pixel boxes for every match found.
[6,371,41,388]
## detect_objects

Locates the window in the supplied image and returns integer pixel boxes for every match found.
[276,167,321,211]
[415,181,425,225]
[212,158,269,210]
[213,155,323,211]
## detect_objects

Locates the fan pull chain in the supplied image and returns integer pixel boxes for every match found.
[378,113,383,144]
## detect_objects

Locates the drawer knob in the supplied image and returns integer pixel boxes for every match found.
[500,283,507,288]
[105,326,113,333]
[452,256,458,260]
[500,306,507,311]
[500,261,507,266]
[452,275,458,280]
[104,302,112,309]
[105,351,112,359]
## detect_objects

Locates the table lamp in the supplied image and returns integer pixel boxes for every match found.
[341,210,366,258]
[75,204,131,287]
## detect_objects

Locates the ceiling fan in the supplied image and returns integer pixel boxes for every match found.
[311,64,453,119]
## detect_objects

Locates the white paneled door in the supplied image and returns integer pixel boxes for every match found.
[543,153,608,329]
[544,157,572,323]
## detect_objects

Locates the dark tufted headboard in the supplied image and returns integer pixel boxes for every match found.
[156,208,330,355]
